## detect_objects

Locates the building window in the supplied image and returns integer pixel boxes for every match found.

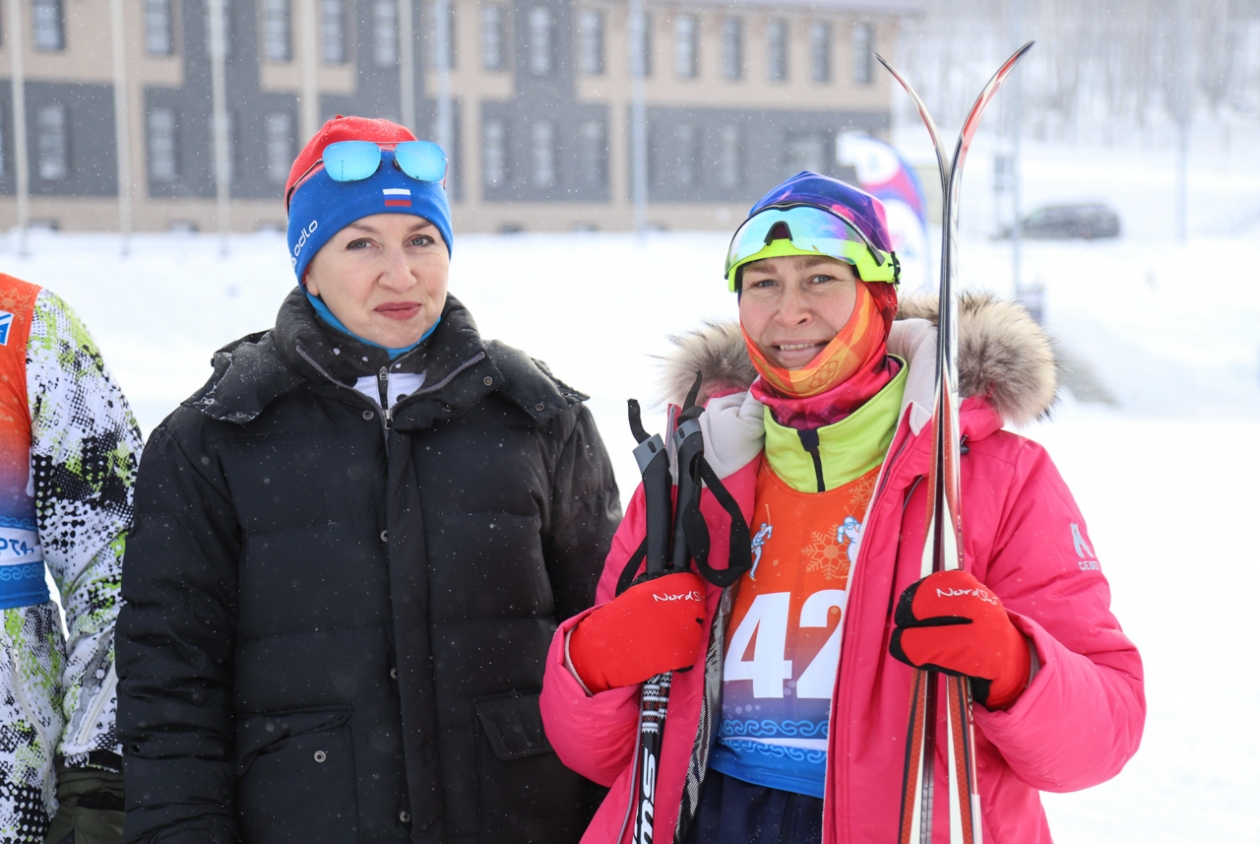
[483,117,507,189]
[674,14,697,79]
[321,0,347,64]
[481,4,505,71]
[528,6,554,76]
[530,120,555,188]
[265,113,294,185]
[853,22,874,84]
[766,18,787,81]
[262,0,292,62]
[579,9,604,75]
[373,0,398,66]
[809,21,831,83]
[675,123,698,188]
[204,0,233,58]
[32,0,64,51]
[36,104,68,180]
[430,1,455,69]
[785,132,827,177]
[630,11,652,78]
[144,0,174,56]
[147,108,178,182]
[721,18,743,80]
[579,119,606,188]
[718,124,740,189]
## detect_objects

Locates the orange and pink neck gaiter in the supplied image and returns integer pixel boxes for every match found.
[744,281,899,428]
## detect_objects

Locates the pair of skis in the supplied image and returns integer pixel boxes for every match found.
[876,42,1035,844]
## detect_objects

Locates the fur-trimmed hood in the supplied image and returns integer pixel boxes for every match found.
[661,292,1056,427]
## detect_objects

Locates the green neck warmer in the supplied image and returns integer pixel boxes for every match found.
[762,362,908,494]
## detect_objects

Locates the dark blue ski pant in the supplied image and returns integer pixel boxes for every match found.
[682,770,824,844]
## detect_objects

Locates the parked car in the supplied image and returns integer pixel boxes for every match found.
[1000,203,1122,240]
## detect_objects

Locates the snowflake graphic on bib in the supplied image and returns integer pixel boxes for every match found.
[802,523,853,582]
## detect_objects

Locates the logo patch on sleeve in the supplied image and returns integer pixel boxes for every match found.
[0,311,13,346]
[1071,523,1100,570]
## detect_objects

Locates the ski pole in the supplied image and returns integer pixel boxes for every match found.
[635,375,705,844]
[620,398,675,844]
[621,375,751,844]
[629,376,706,844]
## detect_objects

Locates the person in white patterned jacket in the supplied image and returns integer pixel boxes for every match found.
[0,272,141,844]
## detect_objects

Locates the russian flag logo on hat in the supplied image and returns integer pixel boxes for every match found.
[383,188,412,207]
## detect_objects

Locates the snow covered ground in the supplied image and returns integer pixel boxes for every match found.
[2,139,1257,842]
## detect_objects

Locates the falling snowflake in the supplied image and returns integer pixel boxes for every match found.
[802,525,850,584]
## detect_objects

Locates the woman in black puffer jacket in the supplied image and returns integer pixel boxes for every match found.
[117,116,620,844]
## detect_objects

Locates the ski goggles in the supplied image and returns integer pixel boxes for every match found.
[286,140,447,208]
[725,203,899,291]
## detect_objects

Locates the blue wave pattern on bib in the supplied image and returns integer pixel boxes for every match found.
[0,520,48,609]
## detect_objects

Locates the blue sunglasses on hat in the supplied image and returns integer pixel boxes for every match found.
[286,140,448,208]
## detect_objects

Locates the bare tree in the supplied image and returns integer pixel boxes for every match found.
[1231,9,1260,114]
[1197,0,1234,115]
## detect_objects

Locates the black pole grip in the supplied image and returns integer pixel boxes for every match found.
[671,417,705,572]
[641,447,673,574]
[629,399,673,575]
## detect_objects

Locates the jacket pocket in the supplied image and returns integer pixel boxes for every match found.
[473,691,583,844]
[236,706,358,844]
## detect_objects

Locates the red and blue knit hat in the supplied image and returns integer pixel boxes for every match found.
[285,115,453,284]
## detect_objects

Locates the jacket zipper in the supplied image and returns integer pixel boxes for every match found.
[378,351,487,425]
[797,428,827,493]
[410,351,486,399]
[294,344,489,437]
[295,344,391,442]
[9,641,55,751]
[75,662,118,748]
[377,366,392,428]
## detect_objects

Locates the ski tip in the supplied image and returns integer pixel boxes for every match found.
[1010,40,1036,64]
[874,52,899,77]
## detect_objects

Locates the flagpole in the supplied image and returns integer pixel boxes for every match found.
[9,0,30,257]
[209,0,231,256]
[111,0,133,256]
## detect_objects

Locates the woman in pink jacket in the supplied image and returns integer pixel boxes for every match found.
[540,172,1144,844]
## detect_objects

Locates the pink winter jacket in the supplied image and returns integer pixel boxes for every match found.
[540,296,1145,844]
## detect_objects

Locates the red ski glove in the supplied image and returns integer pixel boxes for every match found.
[567,571,706,694]
[889,570,1032,710]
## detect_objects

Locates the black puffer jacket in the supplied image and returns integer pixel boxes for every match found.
[117,291,621,844]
